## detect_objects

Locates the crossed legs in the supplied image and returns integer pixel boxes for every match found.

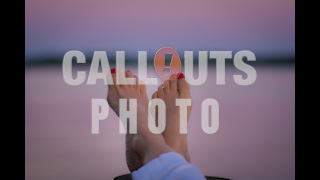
[107,69,192,171]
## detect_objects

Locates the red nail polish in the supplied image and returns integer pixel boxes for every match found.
[178,73,185,79]
[111,68,116,74]
[134,75,137,77]
[126,70,131,72]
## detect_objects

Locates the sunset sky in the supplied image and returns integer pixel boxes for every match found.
[26,1,295,179]
[25,0,295,60]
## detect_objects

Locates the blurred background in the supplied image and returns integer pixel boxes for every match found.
[25,0,295,180]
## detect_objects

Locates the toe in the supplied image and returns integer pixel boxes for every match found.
[135,75,147,94]
[109,68,117,86]
[126,70,134,78]
[107,68,115,86]
[169,74,178,91]
[157,84,164,98]
[139,79,146,94]
[111,68,116,74]
[117,68,127,85]
[177,73,190,95]
[125,70,135,86]
[112,74,117,85]
[134,75,140,90]
[152,91,158,99]
[163,80,170,93]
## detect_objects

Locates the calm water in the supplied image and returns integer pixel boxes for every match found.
[25,65,295,180]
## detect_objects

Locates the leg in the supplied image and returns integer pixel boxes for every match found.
[107,69,173,171]
[152,73,192,162]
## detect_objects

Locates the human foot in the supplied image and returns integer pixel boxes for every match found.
[107,69,149,116]
[152,73,192,162]
[107,69,172,171]
[107,69,147,172]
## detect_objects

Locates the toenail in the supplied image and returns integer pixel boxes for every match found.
[170,74,176,80]
[178,73,185,79]
[126,70,131,72]
[111,68,116,74]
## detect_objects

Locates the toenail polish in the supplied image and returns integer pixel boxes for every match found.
[126,70,131,72]
[111,68,116,74]
[178,73,185,79]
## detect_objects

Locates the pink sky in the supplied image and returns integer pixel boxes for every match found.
[25,0,295,59]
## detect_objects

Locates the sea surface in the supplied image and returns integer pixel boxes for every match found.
[25,65,295,180]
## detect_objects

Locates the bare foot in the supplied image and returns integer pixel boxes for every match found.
[107,69,147,172]
[107,69,172,172]
[152,73,192,162]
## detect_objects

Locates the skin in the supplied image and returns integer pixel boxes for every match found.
[107,69,172,171]
[152,74,192,162]
[107,70,192,172]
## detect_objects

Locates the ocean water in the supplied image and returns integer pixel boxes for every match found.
[25,65,295,180]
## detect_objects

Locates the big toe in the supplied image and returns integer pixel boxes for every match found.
[177,73,190,96]
[169,74,178,92]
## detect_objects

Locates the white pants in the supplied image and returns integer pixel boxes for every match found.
[132,152,206,180]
